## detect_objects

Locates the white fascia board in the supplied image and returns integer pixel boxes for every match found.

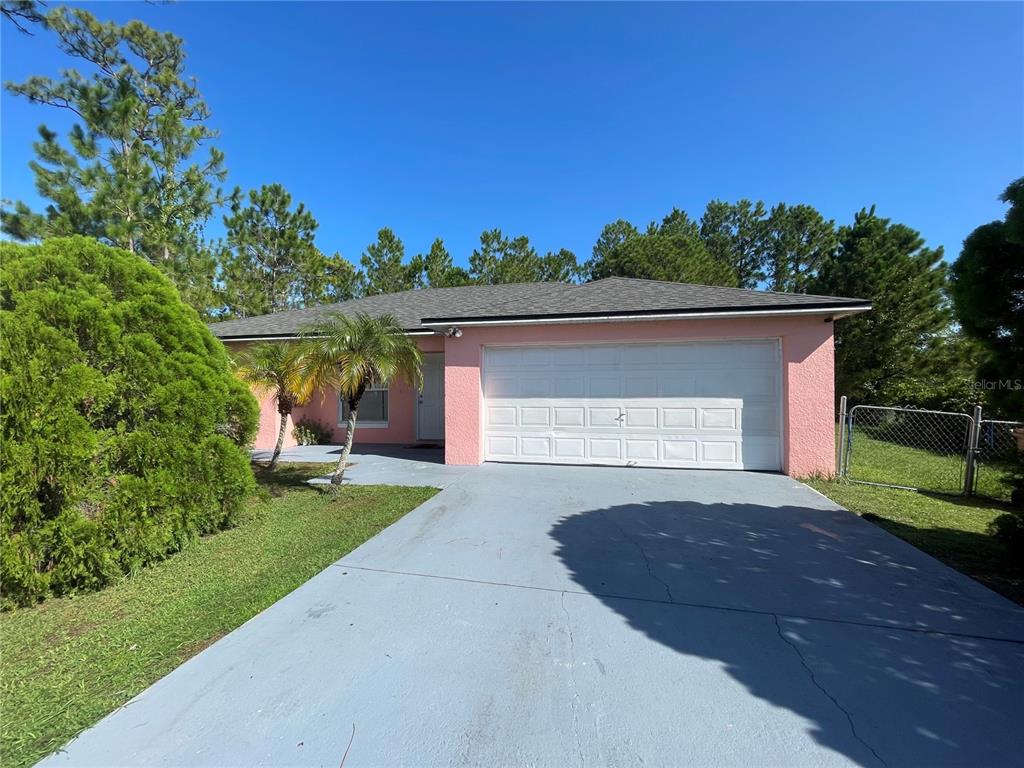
[216,329,439,342]
[420,305,871,328]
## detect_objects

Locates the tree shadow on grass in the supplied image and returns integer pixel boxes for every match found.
[253,463,327,497]
[916,490,1017,513]
[551,500,1024,767]
[859,512,1024,606]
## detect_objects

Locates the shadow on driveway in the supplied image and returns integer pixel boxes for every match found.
[551,499,1024,768]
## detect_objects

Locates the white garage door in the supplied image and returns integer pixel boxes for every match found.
[482,340,781,470]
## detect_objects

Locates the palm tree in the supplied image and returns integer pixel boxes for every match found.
[302,312,422,487]
[233,342,320,469]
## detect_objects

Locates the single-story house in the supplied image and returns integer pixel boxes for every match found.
[209,277,870,477]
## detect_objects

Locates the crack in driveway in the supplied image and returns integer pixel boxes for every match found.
[334,563,1024,646]
[599,511,675,603]
[560,591,586,768]
[773,614,889,768]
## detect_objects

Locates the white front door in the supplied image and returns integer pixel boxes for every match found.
[481,340,782,470]
[416,353,445,441]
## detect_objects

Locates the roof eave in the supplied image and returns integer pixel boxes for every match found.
[420,304,872,327]
[213,328,440,342]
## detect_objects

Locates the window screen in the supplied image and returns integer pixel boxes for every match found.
[341,385,388,424]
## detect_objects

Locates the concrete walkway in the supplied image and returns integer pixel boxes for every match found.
[42,463,1024,767]
[251,444,467,488]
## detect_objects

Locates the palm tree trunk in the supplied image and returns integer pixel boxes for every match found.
[331,405,358,487]
[269,408,290,470]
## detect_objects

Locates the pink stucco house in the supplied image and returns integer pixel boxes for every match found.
[210,277,870,477]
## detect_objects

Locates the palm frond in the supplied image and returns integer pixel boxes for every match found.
[299,312,423,401]
[232,342,316,406]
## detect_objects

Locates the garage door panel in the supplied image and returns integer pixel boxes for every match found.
[589,377,620,397]
[620,345,660,365]
[551,347,587,366]
[660,375,696,397]
[554,437,586,459]
[520,436,551,457]
[483,341,781,471]
[590,438,621,459]
[701,441,739,464]
[554,377,586,397]
[553,407,585,427]
[487,435,517,458]
[587,346,619,365]
[625,439,659,461]
[663,407,697,429]
[519,406,550,427]
[488,406,517,426]
[700,407,739,431]
[486,347,522,368]
[624,407,658,428]
[519,347,554,366]
[659,345,700,364]
[743,404,779,434]
[663,439,698,461]
[485,376,518,397]
[590,407,621,427]
[739,437,781,469]
[743,343,778,365]
[624,375,658,397]
[736,372,779,397]
[697,372,737,397]
[520,378,550,397]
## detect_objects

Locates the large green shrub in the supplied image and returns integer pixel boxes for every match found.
[1,237,258,606]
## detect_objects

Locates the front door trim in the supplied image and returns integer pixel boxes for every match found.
[416,352,445,442]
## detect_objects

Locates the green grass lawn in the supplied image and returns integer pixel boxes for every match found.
[844,427,967,494]
[806,477,1023,606]
[843,426,1016,500]
[0,464,437,768]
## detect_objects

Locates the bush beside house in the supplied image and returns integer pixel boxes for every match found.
[293,418,333,446]
[0,237,259,607]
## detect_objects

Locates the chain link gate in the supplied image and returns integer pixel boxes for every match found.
[973,420,1024,501]
[839,404,976,495]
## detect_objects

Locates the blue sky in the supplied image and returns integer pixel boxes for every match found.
[2,2,1021,268]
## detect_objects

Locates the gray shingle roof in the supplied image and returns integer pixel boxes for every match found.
[208,277,869,339]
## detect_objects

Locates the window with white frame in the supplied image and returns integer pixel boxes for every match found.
[339,383,388,427]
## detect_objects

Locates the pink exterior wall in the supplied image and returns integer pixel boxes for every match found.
[228,336,443,451]
[229,319,837,476]
[254,389,298,451]
[442,317,836,477]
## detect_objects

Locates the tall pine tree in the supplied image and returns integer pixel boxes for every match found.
[587,210,738,286]
[408,238,472,288]
[218,184,359,317]
[1,6,225,312]
[763,203,837,293]
[468,229,579,284]
[360,228,415,295]
[699,199,769,288]
[950,177,1024,415]
[811,207,948,404]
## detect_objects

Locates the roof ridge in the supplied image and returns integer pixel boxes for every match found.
[209,277,870,338]
[584,275,864,302]
[208,280,575,328]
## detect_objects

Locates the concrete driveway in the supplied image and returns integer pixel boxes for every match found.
[43,461,1024,767]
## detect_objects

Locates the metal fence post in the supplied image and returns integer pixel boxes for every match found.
[964,405,982,496]
[837,396,847,478]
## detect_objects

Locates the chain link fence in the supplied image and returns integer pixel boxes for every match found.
[974,420,1024,501]
[840,405,975,495]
